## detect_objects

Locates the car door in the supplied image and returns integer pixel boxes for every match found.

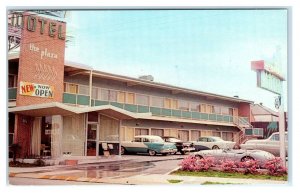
[126,137,147,153]
[266,133,280,156]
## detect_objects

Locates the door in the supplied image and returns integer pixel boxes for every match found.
[86,123,99,156]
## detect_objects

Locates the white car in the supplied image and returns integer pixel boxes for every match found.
[240,132,288,156]
[190,136,236,150]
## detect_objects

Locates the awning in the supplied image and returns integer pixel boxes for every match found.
[8,102,150,119]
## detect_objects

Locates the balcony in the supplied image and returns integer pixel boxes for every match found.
[62,93,251,125]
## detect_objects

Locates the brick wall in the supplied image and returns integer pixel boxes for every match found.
[16,13,66,106]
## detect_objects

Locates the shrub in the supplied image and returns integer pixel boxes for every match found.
[220,159,237,173]
[264,157,287,176]
[180,155,215,171]
[33,158,46,167]
[238,160,259,174]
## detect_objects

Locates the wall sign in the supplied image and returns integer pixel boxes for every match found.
[20,81,54,98]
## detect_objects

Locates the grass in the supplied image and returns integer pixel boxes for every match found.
[167,179,183,184]
[171,170,287,181]
[202,181,237,185]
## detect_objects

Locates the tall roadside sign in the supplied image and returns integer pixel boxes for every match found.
[251,59,286,166]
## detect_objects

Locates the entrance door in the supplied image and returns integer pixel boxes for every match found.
[86,123,99,156]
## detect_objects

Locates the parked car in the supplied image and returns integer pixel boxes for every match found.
[121,135,177,156]
[192,149,275,167]
[162,136,195,155]
[190,136,236,150]
[240,132,288,157]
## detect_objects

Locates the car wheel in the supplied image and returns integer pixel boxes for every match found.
[180,151,186,155]
[241,156,255,162]
[148,150,156,156]
[121,146,126,155]
[212,145,219,150]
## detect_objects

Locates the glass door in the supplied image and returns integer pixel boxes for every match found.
[86,123,98,156]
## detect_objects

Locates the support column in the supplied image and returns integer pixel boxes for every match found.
[51,115,63,159]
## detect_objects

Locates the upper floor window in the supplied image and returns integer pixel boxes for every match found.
[9,74,18,88]
[136,94,149,106]
[190,102,200,112]
[64,83,78,94]
[221,107,230,115]
[151,96,164,107]
[214,106,222,114]
[78,85,89,95]
[100,89,117,102]
[178,100,189,111]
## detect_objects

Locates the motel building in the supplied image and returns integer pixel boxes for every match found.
[8,12,263,161]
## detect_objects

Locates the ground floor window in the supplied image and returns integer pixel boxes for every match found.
[222,132,233,141]
[135,128,149,136]
[212,131,221,137]
[151,128,164,136]
[178,130,189,142]
[191,130,201,141]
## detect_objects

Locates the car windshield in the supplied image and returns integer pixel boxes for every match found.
[210,137,223,141]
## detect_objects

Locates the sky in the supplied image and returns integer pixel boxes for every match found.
[65,9,288,111]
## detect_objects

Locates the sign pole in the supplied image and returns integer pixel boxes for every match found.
[278,96,286,167]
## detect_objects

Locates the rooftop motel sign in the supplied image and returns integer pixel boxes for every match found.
[8,12,65,40]
[251,60,285,95]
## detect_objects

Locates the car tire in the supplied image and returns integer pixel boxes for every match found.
[148,150,156,156]
[121,146,126,155]
[212,145,219,150]
[241,156,255,162]
[180,151,186,155]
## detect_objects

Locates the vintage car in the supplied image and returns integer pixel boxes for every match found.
[121,135,177,156]
[192,149,275,167]
[162,136,195,155]
[190,136,236,150]
[240,132,288,157]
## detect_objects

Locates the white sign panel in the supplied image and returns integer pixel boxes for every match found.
[258,71,282,95]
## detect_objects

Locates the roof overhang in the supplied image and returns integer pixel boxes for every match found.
[8,102,151,120]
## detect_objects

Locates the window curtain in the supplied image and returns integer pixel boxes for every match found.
[31,117,41,156]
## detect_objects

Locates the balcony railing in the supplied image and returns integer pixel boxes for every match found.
[63,93,250,124]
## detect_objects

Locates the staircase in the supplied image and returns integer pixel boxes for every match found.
[232,117,263,148]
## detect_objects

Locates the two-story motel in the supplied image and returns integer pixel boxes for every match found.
[8,12,261,159]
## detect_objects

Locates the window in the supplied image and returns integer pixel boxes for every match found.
[178,130,189,141]
[191,130,201,141]
[151,96,164,107]
[135,128,149,136]
[136,94,149,106]
[164,98,172,109]
[222,132,233,141]
[151,128,164,136]
[178,100,189,111]
[271,134,280,141]
[109,90,117,102]
[9,74,17,87]
[214,106,222,114]
[134,137,142,142]
[200,104,206,113]
[172,99,178,109]
[126,93,135,104]
[198,137,207,142]
[229,108,233,116]
[207,105,212,113]
[78,85,89,95]
[92,87,98,99]
[222,107,230,115]
[117,91,126,103]
[190,102,200,112]
[212,131,221,137]
[100,89,109,101]
[65,83,78,94]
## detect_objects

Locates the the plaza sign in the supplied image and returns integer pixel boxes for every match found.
[20,81,54,98]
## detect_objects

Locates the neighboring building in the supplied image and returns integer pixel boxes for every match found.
[8,12,261,160]
[250,103,288,138]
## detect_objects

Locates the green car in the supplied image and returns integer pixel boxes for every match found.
[121,135,177,156]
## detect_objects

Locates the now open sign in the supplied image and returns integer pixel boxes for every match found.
[20,81,54,98]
